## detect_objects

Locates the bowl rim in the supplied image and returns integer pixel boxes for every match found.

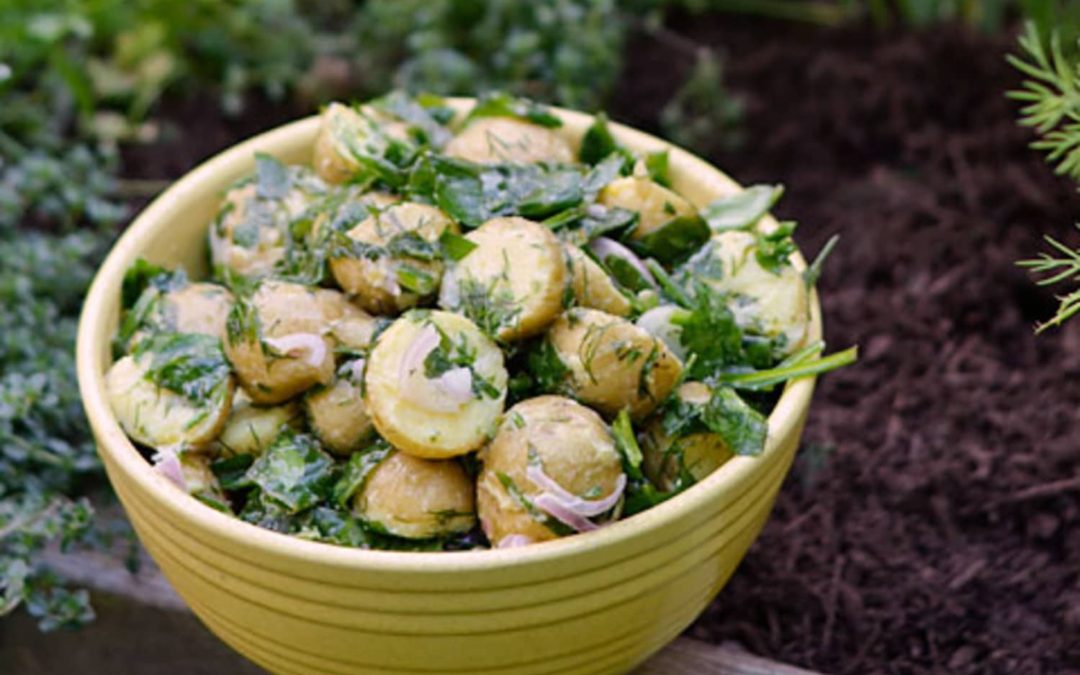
[76,98,822,573]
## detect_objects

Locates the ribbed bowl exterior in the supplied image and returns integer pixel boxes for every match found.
[77,101,821,675]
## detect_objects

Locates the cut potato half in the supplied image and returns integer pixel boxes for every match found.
[445,117,573,165]
[354,451,476,539]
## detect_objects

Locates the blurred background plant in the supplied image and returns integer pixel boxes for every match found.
[1,0,1078,632]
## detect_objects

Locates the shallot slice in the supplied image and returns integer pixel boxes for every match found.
[526,463,626,517]
[588,237,657,289]
[496,534,535,549]
[152,448,186,490]
[263,333,326,368]
[397,325,472,412]
[434,367,473,403]
[534,493,598,533]
[398,324,440,383]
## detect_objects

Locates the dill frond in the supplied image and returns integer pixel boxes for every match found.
[1017,225,1080,333]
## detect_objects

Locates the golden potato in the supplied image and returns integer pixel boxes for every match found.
[312,103,411,184]
[684,230,810,354]
[364,311,507,459]
[161,282,233,341]
[329,202,455,315]
[598,175,697,241]
[304,363,374,456]
[477,396,624,546]
[224,281,336,404]
[354,451,476,539]
[563,243,631,317]
[445,117,573,165]
[215,391,300,457]
[439,217,567,341]
[641,382,733,491]
[209,166,326,278]
[547,308,682,419]
[106,354,234,449]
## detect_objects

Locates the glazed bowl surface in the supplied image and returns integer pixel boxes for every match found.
[76,99,822,675]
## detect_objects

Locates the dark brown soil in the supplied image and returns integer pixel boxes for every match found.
[612,16,1080,675]
[115,19,1080,675]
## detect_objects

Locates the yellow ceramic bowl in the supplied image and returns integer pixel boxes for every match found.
[76,100,822,675]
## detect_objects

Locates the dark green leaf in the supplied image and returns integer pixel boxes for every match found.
[133,332,232,405]
[244,431,336,514]
[628,215,710,265]
[465,92,562,128]
[438,229,478,261]
[701,387,768,456]
[702,185,783,232]
[645,151,671,187]
[332,441,393,507]
[755,221,798,275]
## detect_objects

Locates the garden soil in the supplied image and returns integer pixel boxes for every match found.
[119,17,1079,675]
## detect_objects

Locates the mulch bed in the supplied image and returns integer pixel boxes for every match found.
[612,15,1080,675]
[116,17,1080,674]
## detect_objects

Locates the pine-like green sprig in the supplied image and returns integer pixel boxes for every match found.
[1017,225,1080,333]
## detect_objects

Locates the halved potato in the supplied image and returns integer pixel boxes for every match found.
[329,202,455,314]
[224,281,336,404]
[439,217,567,341]
[477,396,623,546]
[641,382,733,491]
[364,311,507,458]
[161,282,233,341]
[444,117,573,165]
[563,243,631,317]
[547,308,682,419]
[354,451,476,539]
[215,391,301,458]
[683,230,810,354]
[304,362,374,456]
[312,103,411,184]
[106,355,234,449]
[598,175,698,241]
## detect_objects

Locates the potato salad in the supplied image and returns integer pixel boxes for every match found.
[106,92,855,551]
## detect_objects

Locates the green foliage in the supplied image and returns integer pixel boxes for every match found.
[660,50,744,155]
[1017,225,1080,332]
[0,232,109,631]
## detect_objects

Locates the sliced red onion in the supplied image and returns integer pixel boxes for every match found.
[349,358,366,383]
[398,324,440,383]
[434,366,473,403]
[588,237,657,289]
[636,305,688,361]
[263,333,327,368]
[534,493,598,533]
[496,534,535,549]
[152,449,186,491]
[526,463,626,517]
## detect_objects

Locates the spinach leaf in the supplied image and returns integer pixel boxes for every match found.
[439,229,478,261]
[702,184,784,232]
[332,441,393,506]
[525,339,570,394]
[255,153,291,200]
[701,387,768,456]
[628,214,710,265]
[670,282,747,381]
[210,454,256,492]
[244,431,336,513]
[645,151,671,187]
[133,332,232,405]
[120,258,176,310]
[464,92,562,128]
[369,91,452,148]
[580,113,631,165]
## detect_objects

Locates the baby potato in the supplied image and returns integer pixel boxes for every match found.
[308,187,398,243]
[354,451,476,539]
[224,280,337,404]
[309,287,380,351]
[641,382,733,491]
[106,355,234,449]
[563,244,631,317]
[161,282,233,341]
[598,175,698,241]
[477,396,624,546]
[365,311,508,459]
[215,391,301,457]
[209,167,326,278]
[444,117,574,165]
[329,202,455,315]
[313,102,411,184]
[684,230,810,354]
[304,362,374,456]
[439,217,567,341]
[547,308,682,419]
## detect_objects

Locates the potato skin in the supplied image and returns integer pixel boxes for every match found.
[547,308,682,419]
[598,176,697,240]
[563,244,631,317]
[439,217,567,341]
[477,396,623,545]
[106,355,234,449]
[684,230,810,355]
[444,117,573,165]
[224,281,336,404]
[304,369,374,456]
[641,382,733,491]
[364,311,508,459]
[354,451,476,539]
[215,391,300,458]
[329,202,455,315]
